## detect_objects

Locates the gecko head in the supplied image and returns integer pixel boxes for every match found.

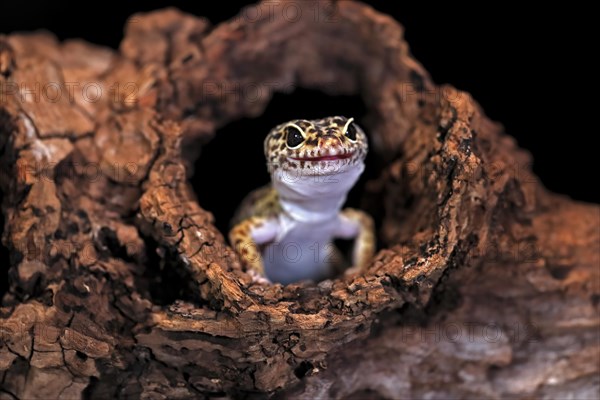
[264,116,368,177]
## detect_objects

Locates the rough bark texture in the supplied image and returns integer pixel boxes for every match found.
[0,2,598,399]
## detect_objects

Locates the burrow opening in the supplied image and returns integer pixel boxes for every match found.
[192,88,388,277]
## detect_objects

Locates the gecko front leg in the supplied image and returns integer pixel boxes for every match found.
[336,208,376,274]
[229,216,278,283]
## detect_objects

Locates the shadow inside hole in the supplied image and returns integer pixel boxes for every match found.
[137,235,211,307]
[192,88,384,238]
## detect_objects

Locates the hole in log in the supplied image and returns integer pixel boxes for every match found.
[547,265,572,280]
[293,360,314,379]
[192,88,386,283]
[137,236,206,307]
[97,227,136,263]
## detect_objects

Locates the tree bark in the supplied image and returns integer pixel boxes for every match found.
[1,2,598,399]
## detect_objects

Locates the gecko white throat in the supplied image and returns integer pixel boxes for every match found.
[271,162,365,223]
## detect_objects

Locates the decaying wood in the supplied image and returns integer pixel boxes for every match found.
[1,2,598,398]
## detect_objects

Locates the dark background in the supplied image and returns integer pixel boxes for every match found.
[0,1,596,206]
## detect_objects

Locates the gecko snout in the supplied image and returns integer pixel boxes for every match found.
[319,136,343,149]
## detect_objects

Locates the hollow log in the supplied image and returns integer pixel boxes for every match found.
[0,1,598,399]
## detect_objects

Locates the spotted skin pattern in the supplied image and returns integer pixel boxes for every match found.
[229,116,375,284]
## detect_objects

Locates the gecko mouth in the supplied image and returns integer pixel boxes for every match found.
[290,152,354,162]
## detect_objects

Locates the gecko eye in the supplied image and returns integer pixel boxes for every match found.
[344,122,358,142]
[285,126,305,149]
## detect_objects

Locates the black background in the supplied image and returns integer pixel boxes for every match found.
[0,1,596,205]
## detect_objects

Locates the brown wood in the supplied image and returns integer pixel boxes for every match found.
[1,2,598,398]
